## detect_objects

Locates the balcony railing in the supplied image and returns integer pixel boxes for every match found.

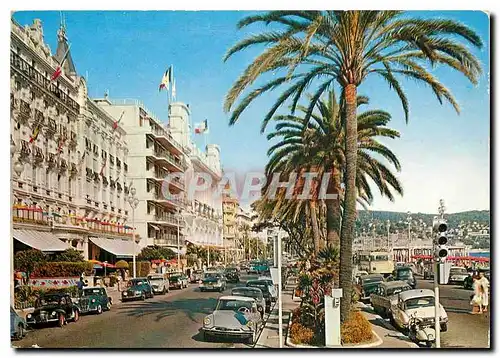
[10,51,80,113]
[154,236,180,246]
[149,213,184,226]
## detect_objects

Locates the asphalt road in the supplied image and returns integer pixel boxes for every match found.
[14,273,266,349]
[416,278,490,348]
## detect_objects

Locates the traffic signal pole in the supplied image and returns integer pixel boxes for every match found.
[434,260,441,348]
[433,199,447,349]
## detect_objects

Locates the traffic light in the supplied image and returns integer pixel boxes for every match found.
[433,218,448,262]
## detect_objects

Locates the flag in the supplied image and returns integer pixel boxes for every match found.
[113,111,125,130]
[159,66,172,92]
[172,79,177,100]
[99,161,106,176]
[50,44,72,82]
[57,136,66,154]
[194,119,208,134]
[29,126,40,143]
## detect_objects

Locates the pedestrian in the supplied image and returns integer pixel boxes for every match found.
[470,275,483,314]
[479,272,489,313]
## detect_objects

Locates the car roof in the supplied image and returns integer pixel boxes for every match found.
[247,279,268,284]
[219,295,255,302]
[232,287,262,293]
[381,281,410,289]
[362,274,384,279]
[399,289,434,301]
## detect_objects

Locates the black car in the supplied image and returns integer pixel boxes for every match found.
[224,268,240,283]
[26,293,81,328]
[246,280,273,311]
[388,267,417,288]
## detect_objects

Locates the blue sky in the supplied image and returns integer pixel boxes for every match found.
[12,11,490,214]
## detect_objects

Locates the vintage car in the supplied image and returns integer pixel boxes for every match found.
[448,266,469,285]
[391,289,448,332]
[246,279,273,310]
[169,273,189,289]
[191,269,204,283]
[11,306,27,340]
[122,281,154,302]
[256,277,278,301]
[26,293,80,328]
[231,287,266,318]
[224,267,240,283]
[200,272,227,292]
[387,267,417,289]
[147,274,170,295]
[202,295,262,344]
[357,273,384,301]
[370,281,412,317]
[78,287,111,314]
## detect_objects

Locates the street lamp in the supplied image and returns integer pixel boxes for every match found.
[127,185,139,278]
[176,207,183,271]
[407,211,412,262]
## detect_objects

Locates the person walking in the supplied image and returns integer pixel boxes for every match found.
[470,275,484,314]
[479,271,489,313]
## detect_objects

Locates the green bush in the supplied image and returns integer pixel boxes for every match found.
[14,249,47,277]
[115,260,129,269]
[51,248,84,262]
[14,286,80,309]
[128,261,151,277]
[32,262,93,277]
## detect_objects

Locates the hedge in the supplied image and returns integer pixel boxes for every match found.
[128,261,152,277]
[31,262,93,278]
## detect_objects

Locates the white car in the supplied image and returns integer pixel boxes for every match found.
[392,289,448,332]
[448,266,469,284]
[257,277,278,300]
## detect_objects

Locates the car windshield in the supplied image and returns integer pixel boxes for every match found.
[82,288,104,296]
[148,276,164,281]
[130,279,147,285]
[405,296,435,309]
[36,296,60,307]
[397,270,413,279]
[204,273,220,279]
[248,283,269,292]
[194,270,203,274]
[225,268,237,273]
[362,277,383,284]
[387,286,411,296]
[170,275,180,281]
[450,268,467,274]
[233,290,262,300]
[216,299,253,311]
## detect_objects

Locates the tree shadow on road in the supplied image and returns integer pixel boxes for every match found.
[116,297,218,323]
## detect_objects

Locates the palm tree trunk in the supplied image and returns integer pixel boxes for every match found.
[339,84,358,322]
[309,200,320,256]
[326,168,341,246]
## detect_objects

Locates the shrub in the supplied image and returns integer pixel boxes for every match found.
[14,286,80,309]
[14,249,47,278]
[115,260,129,269]
[128,261,151,277]
[341,311,373,344]
[137,246,175,261]
[51,248,84,262]
[290,322,315,345]
[32,262,93,278]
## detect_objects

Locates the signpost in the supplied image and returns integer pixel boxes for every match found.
[277,230,283,348]
[324,289,343,347]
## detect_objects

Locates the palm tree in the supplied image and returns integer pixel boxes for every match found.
[266,90,403,247]
[224,11,483,320]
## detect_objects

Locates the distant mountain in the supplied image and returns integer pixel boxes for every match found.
[356,210,490,229]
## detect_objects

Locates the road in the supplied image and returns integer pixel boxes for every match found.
[14,273,267,348]
[417,278,490,348]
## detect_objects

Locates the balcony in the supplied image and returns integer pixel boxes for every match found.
[146,168,184,191]
[147,212,184,227]
[153,235,180,247]
[145,190,186,208]
[146,146,185,172]
[149,127,183,156]
[10,50,79,114]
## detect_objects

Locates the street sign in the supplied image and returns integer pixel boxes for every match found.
[270,267,279,286]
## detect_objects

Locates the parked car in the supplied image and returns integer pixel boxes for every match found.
[202,295,262,344]
[387,267,417,289]
[256,277,278,301]
[356,274,384,301]
[370,281,412,318]
[191,269,204,283]
[26,293,80,328]
[423,268,435,280]
[231,287,266,318]
[169,273,189,289]
[448,266,468,285]
[463,268,490,289]
[128,277,151,287]
[148,274,170,295]
[200,272,227,292]
[246,279,273,310]
[224,267,240,283]
[122,280,154,301]
[78,287,111,314]
[11,307,27,340]
[391,289,448,332]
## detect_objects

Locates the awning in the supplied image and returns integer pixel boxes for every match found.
[13,229,68,252]
[169,247,186,255]
[89,237,140,258]
[150,225,161,231]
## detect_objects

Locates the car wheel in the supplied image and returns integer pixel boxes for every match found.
[163,287,167,295]
[106,302,111,311]
[441,323,448,332]
[141,293,146,301]
[97,305,102,315]
[73,309,80,322]
[58,313,65,327]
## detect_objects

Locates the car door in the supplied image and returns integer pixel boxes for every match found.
[61,296,72,316]
[393,298,404,328]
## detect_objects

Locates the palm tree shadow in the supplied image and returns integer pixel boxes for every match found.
[116,297,219,323]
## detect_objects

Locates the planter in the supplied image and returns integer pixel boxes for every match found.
[286,312,383,348]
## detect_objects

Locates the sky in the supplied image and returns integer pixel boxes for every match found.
[11,10,490,214]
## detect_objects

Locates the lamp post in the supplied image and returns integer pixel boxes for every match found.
[386,219,391,252]
[407,211,412,262]
[176,207,182,271]
[127,185,139,278]
[11,155,24,307]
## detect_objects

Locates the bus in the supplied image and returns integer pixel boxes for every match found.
[357,251,394,276]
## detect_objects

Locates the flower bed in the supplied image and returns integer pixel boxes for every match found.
[341,311,374,344]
